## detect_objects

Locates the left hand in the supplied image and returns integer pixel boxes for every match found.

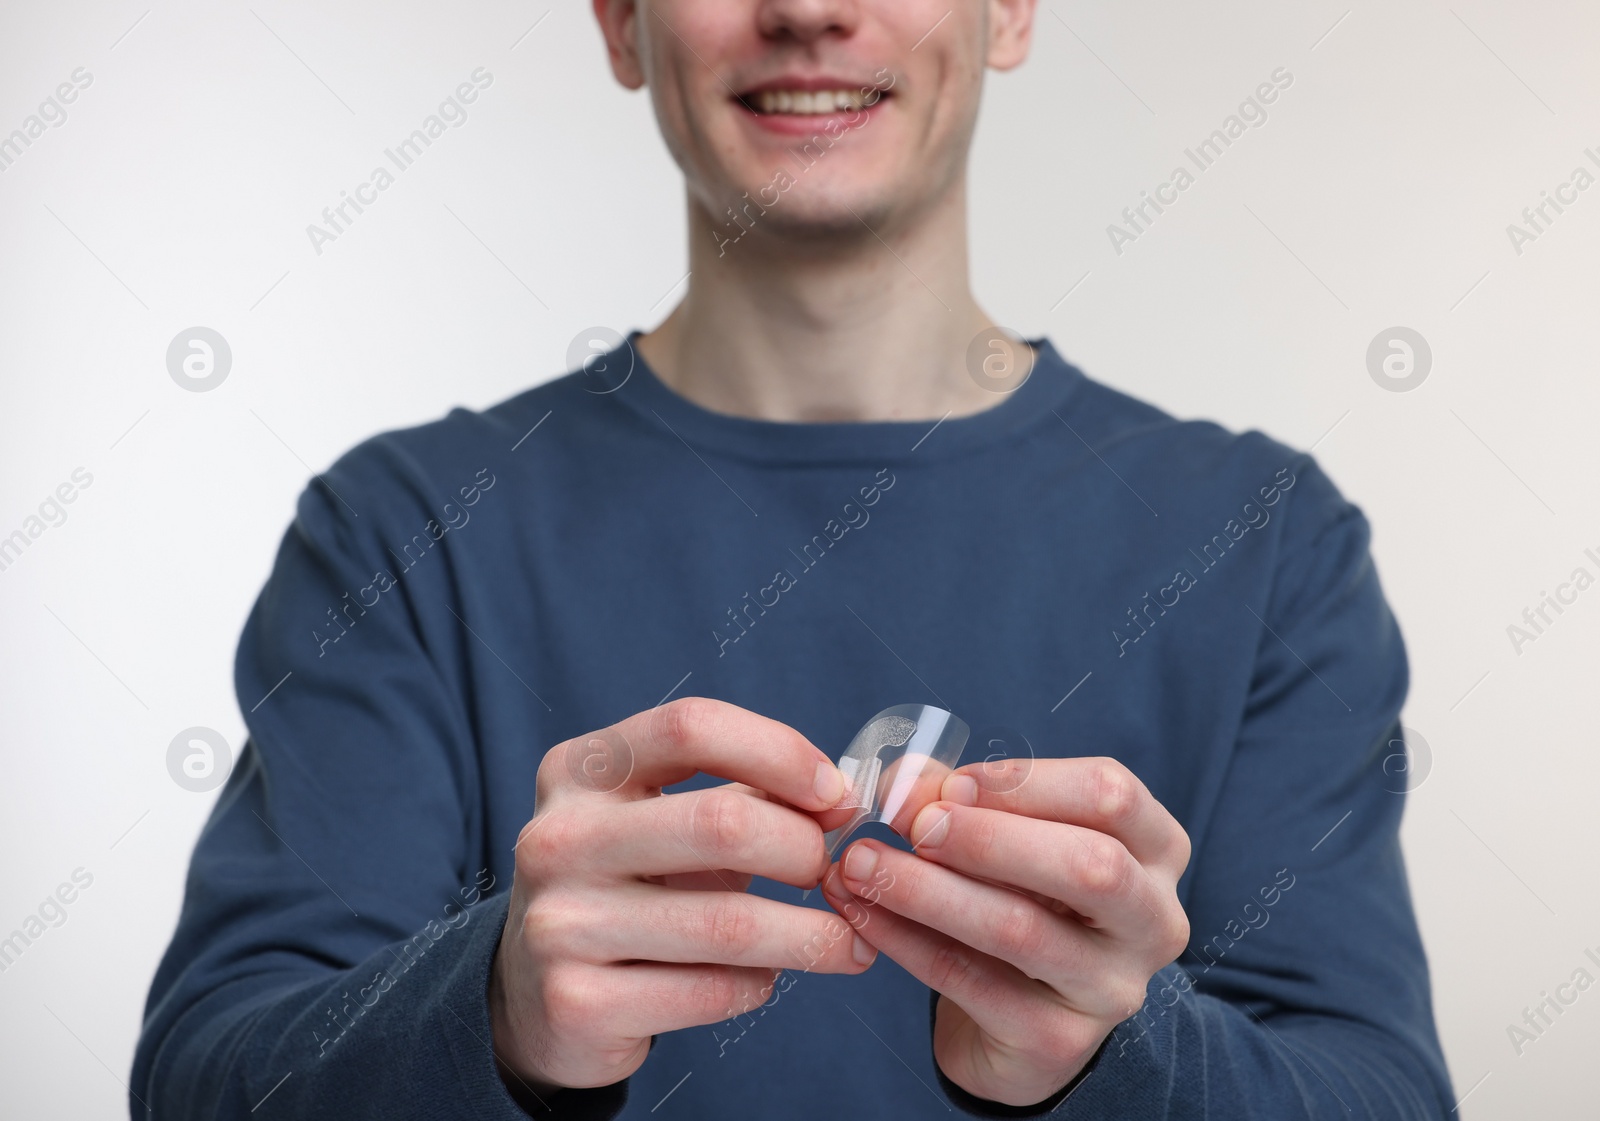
[819,756,1192,1107]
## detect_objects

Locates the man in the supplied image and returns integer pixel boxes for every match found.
[134,1,1455,1117]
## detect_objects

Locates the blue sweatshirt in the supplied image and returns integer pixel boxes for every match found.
[133,334,1455,1119]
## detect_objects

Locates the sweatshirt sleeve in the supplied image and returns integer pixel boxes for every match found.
[936,457,1456,1119]
[130,438,628,1121]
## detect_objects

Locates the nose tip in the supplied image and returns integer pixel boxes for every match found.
[755,0,861,44]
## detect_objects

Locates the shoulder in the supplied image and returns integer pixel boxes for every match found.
[1053,359,1359,555]
[311,372,590,509]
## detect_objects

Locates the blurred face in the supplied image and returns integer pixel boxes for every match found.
[594,0,1035,241]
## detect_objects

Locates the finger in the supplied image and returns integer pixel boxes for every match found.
[818,864,1066,1038]
[948,757,1189,877]
[546,884,876,974]
[809,748,956,836]
[570,961,784,1037]
[905,801,1172,939]
[582,786,829,887]
[544,697,847,811]
[657,869,753,893]
[834,839,1110,996]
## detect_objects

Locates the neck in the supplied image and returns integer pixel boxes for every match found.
[636,176,1015,423]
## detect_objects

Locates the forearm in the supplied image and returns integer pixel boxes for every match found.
[135,892,628,1121]
[935,965,1451,1119]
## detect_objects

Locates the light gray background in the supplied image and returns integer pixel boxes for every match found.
[2,2,1595,1117]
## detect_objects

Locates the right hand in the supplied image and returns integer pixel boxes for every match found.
[489,697,877,1096]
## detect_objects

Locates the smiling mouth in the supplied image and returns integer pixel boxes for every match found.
[739,87,889,115]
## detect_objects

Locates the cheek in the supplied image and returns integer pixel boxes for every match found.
[909,56,984,158]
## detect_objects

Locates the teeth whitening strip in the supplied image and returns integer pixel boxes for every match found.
[820,704,971,868]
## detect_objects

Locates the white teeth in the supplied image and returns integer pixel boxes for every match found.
[753,88,876,115]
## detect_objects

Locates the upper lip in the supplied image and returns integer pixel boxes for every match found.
[735,74,889,97]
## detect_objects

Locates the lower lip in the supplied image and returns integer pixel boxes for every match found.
[735,98,889,137]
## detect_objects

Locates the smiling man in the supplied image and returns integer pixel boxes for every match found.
[134,2,1454,1119]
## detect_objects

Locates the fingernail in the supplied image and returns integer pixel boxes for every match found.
[842,842,878,886]
[814,760,844,805]
[911,805,951,850]
[944,774,978,806]
[852,934,877,966]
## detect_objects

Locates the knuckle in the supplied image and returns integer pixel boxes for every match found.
[690,789,754,859]
[1050,1015,1106,1062]
[927,940,979,994]
[522,895,583,956]
[701,897,757,957]
[1089,758,1141,827]
[1070,835,1126,897]
[689,965,743,1019]
[991,897,1051,961]
[519,810,581,874]
[1159,907,1191,959]
[790,917,844,972]
[657,696,720,749]
[539,965,597,1036]
[535,739,569,786]
[1114,978,1152,1016]
[1169,828,1194,876]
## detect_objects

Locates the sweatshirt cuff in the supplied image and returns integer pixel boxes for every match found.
[438,889,630,1120]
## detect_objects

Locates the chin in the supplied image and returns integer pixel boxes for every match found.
[720,178,898,246]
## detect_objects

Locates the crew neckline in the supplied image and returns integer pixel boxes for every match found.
[602,329,1084,465]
